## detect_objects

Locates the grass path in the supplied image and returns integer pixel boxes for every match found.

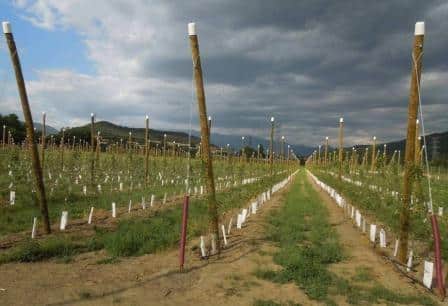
[255,170,437,306]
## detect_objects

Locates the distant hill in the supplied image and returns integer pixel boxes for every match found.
[193,131,314,157]
[33,122,59,135]
[337,131,448,166]
[59,121,201,146]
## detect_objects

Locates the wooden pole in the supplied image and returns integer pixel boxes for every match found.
[188,22,220,253]
[90,113,95,186]
[324,136,328,166]
[415,119,420,163]
[338,117,344,180]
[398,21,425,263]
[3,21,51,233]
[241,136,245,162]
[371,136,377,172]
[96,131,100,165]
[269,117,274,176]
[41,112,46,170]
[145,115,149,185]
[281,136,285,161]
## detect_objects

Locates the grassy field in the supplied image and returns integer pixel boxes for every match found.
[255,171,436,306]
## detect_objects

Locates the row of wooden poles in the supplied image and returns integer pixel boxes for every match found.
[2,119,296,164]
[307,22,445,299]
[307,120,424,171]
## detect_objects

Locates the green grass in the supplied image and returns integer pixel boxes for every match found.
[256,171,437,306]
[0,235,101,263]
[0,172,285,262]
[96,176,280,257]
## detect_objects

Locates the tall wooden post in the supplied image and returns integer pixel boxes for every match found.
[281,136,285,161]
[90,113,95,185]
[371,136,377,172]
[398,21,425,263]
[338,117,344,180]
[415,119,420,163]
[41,112,46,170]
[163,133,167,158]
[96,131,100,164]
[145,115,149,185]
[188,22,220,253]
[241,136,245,162]
[3,21,51,233]
[269,117,274,176]
[324,136,328,166]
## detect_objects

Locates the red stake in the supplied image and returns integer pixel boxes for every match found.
[179,195,190,272]
[430,214,445,299]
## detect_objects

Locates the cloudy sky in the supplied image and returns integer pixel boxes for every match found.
[0,0,447,147]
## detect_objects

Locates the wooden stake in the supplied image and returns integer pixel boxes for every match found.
[3,21,51,233]
[188,22,220,253]
[41,112,46,170]
[269,117,274,176]
[371,136,377,172]
[145,115,150,185]
[398,21,425,263]
[90,113,95,186]
[324,136,328,166]
[338,117,344,180]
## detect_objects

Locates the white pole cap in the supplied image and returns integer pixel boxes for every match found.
[270,116,275,122]
[325,136,329,140]
[208,116,212,121]
[91,113,95,118]
[188,22,196,36]
[416,119,419,124]
[339,117,344,123]
[373,136,376,140]
[146,115,149,120]
[2,21,11,34]
[415,21,425,36]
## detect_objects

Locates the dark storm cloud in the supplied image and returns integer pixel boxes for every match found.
[12,0,448,147]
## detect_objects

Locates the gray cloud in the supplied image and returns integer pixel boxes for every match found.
[3,0,448,149]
